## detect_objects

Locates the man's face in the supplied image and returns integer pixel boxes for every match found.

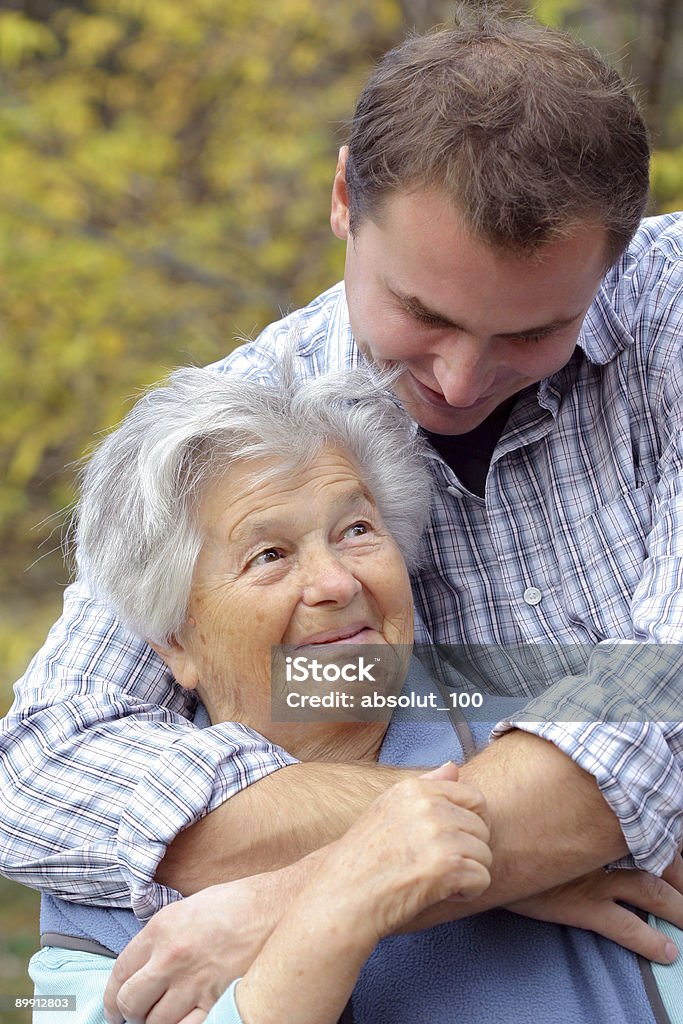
[331,153,608,435]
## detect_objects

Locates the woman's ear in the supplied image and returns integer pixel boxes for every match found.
[330,146,351,240]
[149,628,200,691]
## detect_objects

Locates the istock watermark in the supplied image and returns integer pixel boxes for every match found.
[271,642,683,725]
[272,643,412,722]
[284,654,378,684]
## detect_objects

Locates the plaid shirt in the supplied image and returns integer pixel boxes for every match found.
[2,214,682,919]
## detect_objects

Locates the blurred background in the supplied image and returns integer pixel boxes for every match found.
[1,0,682,1016]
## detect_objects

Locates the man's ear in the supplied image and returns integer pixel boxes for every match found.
[330,146,351,240]
[149,629,200,691]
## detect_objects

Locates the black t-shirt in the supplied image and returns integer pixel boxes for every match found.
[423,399,514,498]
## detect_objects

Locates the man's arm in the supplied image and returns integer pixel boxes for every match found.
[155,760,413,892]
[494,650,683,877]
[12,594,656,925]
[157,728,626,903]
[109,763,491,1024]
[491,290,683,878]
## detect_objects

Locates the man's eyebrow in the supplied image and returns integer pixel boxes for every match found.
[493,314,584,340]
[394,287,583,338]
[395,291,460,328]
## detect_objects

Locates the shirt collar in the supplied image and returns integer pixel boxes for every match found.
[535,280,634,416]
[575,280,634,365]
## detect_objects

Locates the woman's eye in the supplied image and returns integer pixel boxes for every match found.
[251,548,284,566]
[344,522,370,539]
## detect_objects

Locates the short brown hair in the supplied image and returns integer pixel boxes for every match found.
[345,6,650,263]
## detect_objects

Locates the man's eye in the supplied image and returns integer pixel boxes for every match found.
[344,522,370,538]
[510,330,553,345]
[251,548,284,566]
[409,307,447,328]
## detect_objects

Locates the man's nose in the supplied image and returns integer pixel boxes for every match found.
[433,335,493,408]
[300,548,362,606]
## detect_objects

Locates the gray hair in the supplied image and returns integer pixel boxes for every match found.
[75,360,432,644]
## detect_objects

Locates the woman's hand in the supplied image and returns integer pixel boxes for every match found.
[315,761,492,944]
[105,762,491,1024]
[235,762,491,1024]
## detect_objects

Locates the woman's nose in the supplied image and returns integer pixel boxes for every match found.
[301,549,362,606]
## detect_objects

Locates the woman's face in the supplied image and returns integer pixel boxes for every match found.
[159,446,413,744]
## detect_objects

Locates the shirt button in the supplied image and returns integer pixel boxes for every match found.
[523,586,542,606]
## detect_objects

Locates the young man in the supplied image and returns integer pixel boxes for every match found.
[2,8,683,1015]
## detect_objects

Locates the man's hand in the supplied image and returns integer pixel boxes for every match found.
[103,860,312,1024]
[506,853,683,965]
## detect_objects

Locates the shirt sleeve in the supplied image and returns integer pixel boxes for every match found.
[0,582,297,919]
[495,254,683,875]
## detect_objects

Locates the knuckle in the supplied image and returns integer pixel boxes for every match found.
[439,847,470,878]
[386,778,419,806]
[164,937,193,963]
[640,872,666,904]
[411,791,438,820]
[115,987,140,1022]
[479,843,493,868]
[468,863,492,893]
[449,850,467,871]
[617,912,643,943]
[110,958,127,983]
[458,782,486,806]
[404,777,429,800]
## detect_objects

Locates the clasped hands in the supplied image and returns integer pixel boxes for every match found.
[104,763,682,1024]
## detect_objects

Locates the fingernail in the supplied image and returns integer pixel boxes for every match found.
[665,941,679,963]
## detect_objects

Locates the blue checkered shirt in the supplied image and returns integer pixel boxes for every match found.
[2,214,683,919]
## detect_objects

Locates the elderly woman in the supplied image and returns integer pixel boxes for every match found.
[31,361,492,1024]
[31,363,683,1024]
[73,361,427,753]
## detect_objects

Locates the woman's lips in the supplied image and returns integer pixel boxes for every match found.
[294,626,379,648]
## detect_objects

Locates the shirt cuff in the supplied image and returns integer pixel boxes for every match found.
[492,717,683,874]
[207,979,244,1024]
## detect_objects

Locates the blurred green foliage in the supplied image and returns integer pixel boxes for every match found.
[1,0,682,695]
[0,0,406,697]
[0,0,681,1011]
